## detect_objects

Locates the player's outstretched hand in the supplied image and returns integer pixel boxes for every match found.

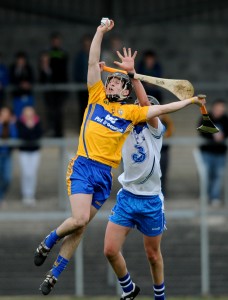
[114,47,137,73]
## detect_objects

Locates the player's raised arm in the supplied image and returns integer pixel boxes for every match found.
[114,47,150,106]
[147,96,206,119]
[115,47,160,128]
[87,18,114,86]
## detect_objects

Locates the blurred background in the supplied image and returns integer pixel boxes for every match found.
[0,0,228,298]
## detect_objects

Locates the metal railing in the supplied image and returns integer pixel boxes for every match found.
[193,148,210,295]
[3,81,228,93]
[1,136,227,209]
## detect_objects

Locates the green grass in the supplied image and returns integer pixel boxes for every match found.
[0,297,228,300]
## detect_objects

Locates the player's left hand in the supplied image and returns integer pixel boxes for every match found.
[114,47,137,73]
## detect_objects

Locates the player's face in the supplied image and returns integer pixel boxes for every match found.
[17,57,26,67]
[212,103,225,118]
[0,108,11,122]
[23,107,35,120]
[106,77,125,95]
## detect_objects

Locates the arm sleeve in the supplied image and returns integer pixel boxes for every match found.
[125,105,149,125]
[147,119,166,138]
[87,80,106,104]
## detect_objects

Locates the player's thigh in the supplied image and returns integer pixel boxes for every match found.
[89,204,99,221]
[70,193,93,221]
[143,233,162,253]
[104,221,131,253]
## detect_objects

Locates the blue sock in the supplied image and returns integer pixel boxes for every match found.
[154,282,165,300]
[44,229,60,249]
[51,255,69,279]
[118,272,134,294]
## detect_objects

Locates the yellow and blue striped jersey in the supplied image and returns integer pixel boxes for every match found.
[76,80,149,168]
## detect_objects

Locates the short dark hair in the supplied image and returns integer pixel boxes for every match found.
[15,51,27,59]
[143,50,157,58]
[212,99,225,106]
[50,31,62,40]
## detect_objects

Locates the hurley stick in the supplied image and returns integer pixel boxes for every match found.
[197,95,219,134]
[103,67,219,134]
[103,65,194,101]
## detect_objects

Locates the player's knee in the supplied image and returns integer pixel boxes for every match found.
[104,244,118,260]
[71,215,90,230]
[145,248,161,264]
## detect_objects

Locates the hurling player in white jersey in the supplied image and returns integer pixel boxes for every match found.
[119,96,165,197]
[104,95,167,300]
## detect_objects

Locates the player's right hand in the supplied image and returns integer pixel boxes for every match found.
[97,19,114,33]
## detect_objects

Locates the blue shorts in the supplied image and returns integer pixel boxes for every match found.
[109,189,166,237]
[66,156,112,210]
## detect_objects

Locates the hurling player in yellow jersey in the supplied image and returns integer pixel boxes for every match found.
[33,18,206,295]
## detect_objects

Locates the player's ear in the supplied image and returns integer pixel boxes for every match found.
[122,89,130,96]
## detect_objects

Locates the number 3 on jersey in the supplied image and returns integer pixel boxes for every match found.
[132,144,146,163]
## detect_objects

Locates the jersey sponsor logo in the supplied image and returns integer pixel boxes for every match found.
[105,114,118,124]
[94,115,124,132]
[91,104,131,133]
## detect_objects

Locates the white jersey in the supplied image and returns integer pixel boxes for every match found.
[118,119,165,196]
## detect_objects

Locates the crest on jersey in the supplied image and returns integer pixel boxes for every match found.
[117,109,123,116]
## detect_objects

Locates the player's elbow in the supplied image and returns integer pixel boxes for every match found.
[147,105,162,119]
